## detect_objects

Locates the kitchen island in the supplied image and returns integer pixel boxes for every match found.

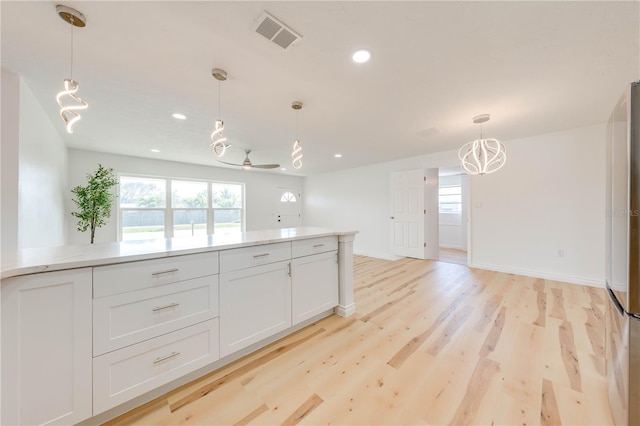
[1,227,357,425]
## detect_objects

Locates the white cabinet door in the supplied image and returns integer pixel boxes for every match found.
[292,251,339,325]
[219,261,291,357]
[2,269,92,425]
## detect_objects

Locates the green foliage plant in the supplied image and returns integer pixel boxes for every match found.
[71,164,119,244]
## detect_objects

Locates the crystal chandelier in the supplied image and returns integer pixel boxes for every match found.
[55,5,88,134]
[210,68,228,158]
[458,114,506,175]
[291,101,303,169]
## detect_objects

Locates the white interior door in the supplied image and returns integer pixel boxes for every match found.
[274,187,301,228]
[390,169,425,259]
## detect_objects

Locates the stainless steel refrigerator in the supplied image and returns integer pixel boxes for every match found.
[606,80,640,425]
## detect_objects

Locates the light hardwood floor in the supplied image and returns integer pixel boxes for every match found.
[106,256,612,425]
[439,248,467,265]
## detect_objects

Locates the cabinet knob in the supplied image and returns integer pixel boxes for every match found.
[390,216,394,219]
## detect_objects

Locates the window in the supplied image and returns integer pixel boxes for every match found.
[439,185,462,213]
[118,175,244,241]
[120,176,167,241]
[212,183,243,234]
[172,180,208,238]
[280,191,297,203]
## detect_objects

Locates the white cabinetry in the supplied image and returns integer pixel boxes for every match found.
[219,260,291,357]
[93,318,219,414]
[292,250,339,325]
[1,268,92,426]
[92,252,220,414]
[0,229,355,425]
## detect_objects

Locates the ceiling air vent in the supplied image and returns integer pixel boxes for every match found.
[253,11,302,50]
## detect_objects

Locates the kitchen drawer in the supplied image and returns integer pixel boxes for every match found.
[292,236,338,258]
[94,252,219,298]
[93,318,219,414]
[93,275,219,356]
[219,242,291,273]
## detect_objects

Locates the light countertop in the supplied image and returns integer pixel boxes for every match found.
[1,227,357,279]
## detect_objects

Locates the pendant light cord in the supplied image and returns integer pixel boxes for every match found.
[69,18,74,80]
[218,80,221,119]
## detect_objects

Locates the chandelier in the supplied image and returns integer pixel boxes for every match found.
[210,68,228,157]
[55,5,88,134]
[291,101,303,169]
[458,114,506,175]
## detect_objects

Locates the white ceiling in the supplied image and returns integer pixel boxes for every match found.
[2,1,638,176]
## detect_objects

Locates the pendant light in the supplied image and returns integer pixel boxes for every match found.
[210,68,228,158]
[291,101,303,169]
[55,5,88,134]
[458,114,506,175]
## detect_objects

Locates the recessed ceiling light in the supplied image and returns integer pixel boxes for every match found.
[172,113,186,120]
[334,153,342,158]
[151,149,160,153]
[280,168,287,171]
[352,49,371,64]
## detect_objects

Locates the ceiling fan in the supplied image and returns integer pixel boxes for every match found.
[219,149,280,170]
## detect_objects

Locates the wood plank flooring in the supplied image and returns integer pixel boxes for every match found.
[105,256,612,425]
[439,248,467,265]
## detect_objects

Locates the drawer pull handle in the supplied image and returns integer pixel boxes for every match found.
[152,302,180,312]
[313,244,325,248]
[151,268,179,276]
[153,351,180,364]
[253,253,270,258]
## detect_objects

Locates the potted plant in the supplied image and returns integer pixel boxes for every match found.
[71,164,118,244]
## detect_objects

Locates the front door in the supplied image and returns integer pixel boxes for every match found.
[275,187,301,228]
[390,169,425,259]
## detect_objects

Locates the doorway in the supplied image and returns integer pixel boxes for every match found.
[275,186,301,228]
[437,166,468,265]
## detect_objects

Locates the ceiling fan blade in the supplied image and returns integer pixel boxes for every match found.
[252,164,281,169]
[218,160,243,167]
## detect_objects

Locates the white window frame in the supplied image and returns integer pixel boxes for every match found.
[117,174,245,241]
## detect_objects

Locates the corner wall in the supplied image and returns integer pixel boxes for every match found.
[304,124,606,286]
[18,79,68,249]
[1,69,20,254]
[469,124,605,286]
[1,69,68,251]
[304,151,457,260]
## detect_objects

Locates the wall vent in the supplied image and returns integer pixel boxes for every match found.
[253,11,302,50]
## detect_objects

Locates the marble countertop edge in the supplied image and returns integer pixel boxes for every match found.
[1,227,358,279]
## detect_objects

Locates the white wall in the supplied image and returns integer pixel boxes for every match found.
[470,124,605,286]
[66,149,305,245]
[304,151,457,260]
[1,69,68,252]
[18,79,68,249]
[304,124,606,286]
[1,69,20,254]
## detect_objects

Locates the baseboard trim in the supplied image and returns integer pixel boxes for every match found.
[353,250,402,261]
[335,303,356,317]
[438,244,466,250]
[470,262,605,288]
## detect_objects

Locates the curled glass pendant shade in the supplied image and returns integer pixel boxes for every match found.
[56,79,88,134]
[292,139,303,169]
[210,119,228,157]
